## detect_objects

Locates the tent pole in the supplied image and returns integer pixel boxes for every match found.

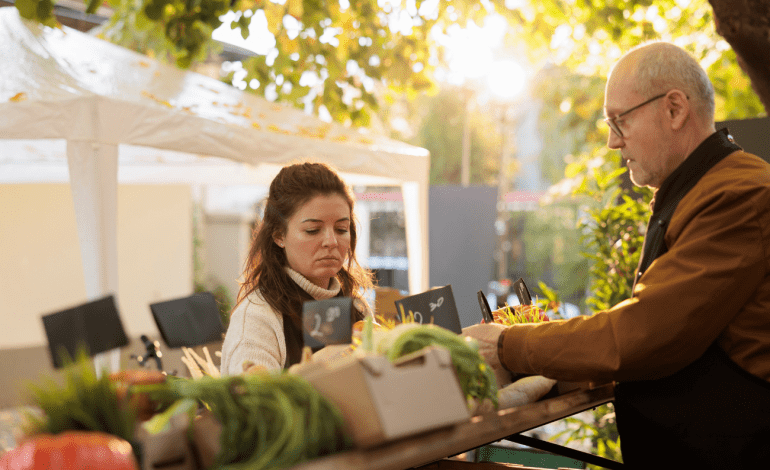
[66,140,120,374]
[402,174,429,294]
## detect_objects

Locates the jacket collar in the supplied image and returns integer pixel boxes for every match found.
[652,128,742,214]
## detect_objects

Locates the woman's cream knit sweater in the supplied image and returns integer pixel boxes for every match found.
[220,267,344,375]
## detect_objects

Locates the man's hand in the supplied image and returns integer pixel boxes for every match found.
[463,322,513,387]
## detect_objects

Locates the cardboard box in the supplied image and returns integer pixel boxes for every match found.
[296,346,471,448]
[190,410,222,470]
[134,413,196,470]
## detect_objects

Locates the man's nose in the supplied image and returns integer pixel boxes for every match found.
[607,129,623,149]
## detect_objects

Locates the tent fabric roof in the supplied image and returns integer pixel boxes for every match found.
[0,139,412,187]
[0,7,430,299]
[0,7,428,178]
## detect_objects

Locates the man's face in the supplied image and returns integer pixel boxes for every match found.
[604,69,673,189]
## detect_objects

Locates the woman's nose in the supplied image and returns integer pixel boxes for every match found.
[322,228,338,247]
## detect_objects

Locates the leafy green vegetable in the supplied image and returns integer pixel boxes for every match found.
[23,350,136,444]
[385,324,498,409]
[136,372,351,469]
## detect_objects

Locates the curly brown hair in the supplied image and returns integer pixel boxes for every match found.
[237,161,374,327]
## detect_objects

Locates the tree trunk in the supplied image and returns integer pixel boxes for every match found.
[709,0,770,113]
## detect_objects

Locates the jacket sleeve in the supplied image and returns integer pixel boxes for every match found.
[500,159,768,383]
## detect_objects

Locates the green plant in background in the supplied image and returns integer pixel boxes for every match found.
[554,403,623,467]
[571,152,652,312]
[533,281,565,319]
[194,281,234,331]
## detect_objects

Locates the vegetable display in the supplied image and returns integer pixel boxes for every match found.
[0,431,138,470]
[22,353,137,444]
[372,322,498,409]
[2,317,498,469]
[139,372,351,470]
[493,304,550,325]
[488,304,558,409]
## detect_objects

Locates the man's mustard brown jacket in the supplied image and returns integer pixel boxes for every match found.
[499,130,770,384]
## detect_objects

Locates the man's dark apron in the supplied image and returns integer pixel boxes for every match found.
[615,129,770,468]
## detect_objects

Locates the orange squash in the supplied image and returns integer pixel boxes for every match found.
[0,431,138,470]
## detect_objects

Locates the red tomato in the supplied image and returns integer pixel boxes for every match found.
[0,432,138,470]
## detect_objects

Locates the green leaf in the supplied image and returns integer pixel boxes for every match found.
[15,0,37,19]
[142,397,197,434]
[85,0,101,15]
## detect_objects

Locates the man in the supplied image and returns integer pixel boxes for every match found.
[464,41,770,468]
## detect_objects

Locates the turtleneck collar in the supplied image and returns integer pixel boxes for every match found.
[285,267,341,300]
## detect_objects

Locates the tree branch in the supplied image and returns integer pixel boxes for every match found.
[709,0,770,113]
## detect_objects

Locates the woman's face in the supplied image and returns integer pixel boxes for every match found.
[274,193,352,289]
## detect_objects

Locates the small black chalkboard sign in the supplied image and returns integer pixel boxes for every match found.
[41,295,129,369]
[513,277,533,306]
[150,292,224,348]
[302,297,353,349]
[394,285,462,334]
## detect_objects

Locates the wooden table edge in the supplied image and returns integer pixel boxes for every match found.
[288,383,616,470]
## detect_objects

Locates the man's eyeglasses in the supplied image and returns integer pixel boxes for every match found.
[605,93,667,138]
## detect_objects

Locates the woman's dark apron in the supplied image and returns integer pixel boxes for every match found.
[614,129,770,468]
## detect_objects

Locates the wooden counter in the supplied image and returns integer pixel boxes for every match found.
[287,383,615,470]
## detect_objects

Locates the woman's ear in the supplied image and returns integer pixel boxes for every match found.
[273,233,285,248]
[667,89,690,131]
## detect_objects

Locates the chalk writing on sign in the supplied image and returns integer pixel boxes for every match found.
[394,286,461,334]
[302,298,352,347]
[310,306,342,338]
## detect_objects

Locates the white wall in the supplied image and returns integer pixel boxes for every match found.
[202,212,253,304]
[0,183,193,349]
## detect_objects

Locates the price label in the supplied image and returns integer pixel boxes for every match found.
[513,277,533,305]
[302,297,353,349]
[41,295,129,369]
[394,285,462,334]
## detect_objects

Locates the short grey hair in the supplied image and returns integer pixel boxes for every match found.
[627,42,715,121]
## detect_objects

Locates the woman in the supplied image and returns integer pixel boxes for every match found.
[220,161,374,375]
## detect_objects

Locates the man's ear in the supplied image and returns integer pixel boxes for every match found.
[667,89,690,130]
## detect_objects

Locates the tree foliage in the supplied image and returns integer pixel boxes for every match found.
[91,0,500,126]
[17,0,766,127]
[414,88,502,186]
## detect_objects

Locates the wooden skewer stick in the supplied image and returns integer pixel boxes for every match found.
[202,346,220,377]
[184,346,220,377]
[181,355,203,379]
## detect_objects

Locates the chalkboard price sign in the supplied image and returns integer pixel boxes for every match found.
[394,285,462,334]
[41,295,129,369]
[513,277,533,306]
[302,297,353,349]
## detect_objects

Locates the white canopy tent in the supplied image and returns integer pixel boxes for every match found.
[0,7,430,309]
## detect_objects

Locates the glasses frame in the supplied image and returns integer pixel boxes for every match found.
[605,92,668,138]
